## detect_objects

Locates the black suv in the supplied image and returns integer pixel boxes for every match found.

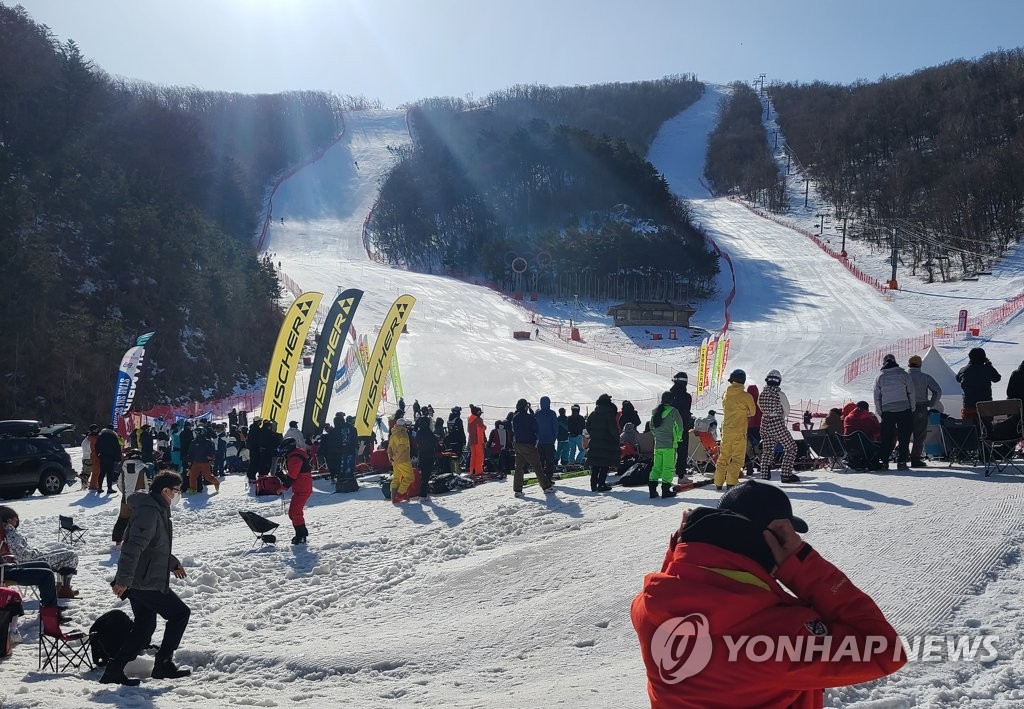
[0,420,74,499]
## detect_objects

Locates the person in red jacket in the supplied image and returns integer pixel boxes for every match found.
[467,404,487,476]
[843,401,882,442]
[279,438,313,545]
[632,480,905,708]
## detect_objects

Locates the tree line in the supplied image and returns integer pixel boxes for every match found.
[368,77,719,299]
[704,83,785,211]
[769,48,1024,281]
[0,4,349,426]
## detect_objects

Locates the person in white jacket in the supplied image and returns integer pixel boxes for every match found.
[283,421,307,451]
[757,369,800,483]
[873,353,916,471]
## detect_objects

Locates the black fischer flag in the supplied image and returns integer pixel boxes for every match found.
[302,288,363,440]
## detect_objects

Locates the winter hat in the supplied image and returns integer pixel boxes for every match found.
[728,368,746,384]
[596,393,613,406]
[766,369,782,386]
[516,398,530,412]
[968,348,987,364]
[571,404,581,411]
[908,355,922,368]
[719,479,809,533]
[395,418,409,427]
[673,371,688,384]
[882,354,897,369]
[856,401,870,410]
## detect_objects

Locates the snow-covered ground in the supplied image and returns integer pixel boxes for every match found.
[6,94,1024,708]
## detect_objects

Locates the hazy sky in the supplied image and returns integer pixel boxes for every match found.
[13,0,1024,106]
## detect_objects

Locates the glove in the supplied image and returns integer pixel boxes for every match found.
[276,470,293,489]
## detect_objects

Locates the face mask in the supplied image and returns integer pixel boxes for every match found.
[170,492,182,508]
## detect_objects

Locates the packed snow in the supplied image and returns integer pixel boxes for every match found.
[5,92,1024,708]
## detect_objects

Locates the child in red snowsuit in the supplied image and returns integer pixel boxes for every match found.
[283,441,313,544]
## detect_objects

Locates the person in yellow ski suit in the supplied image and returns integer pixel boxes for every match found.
[388,419,415,502]
[715,369,756,490]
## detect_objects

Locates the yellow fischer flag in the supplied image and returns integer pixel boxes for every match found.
[260,292,323,434]
[355,294,416,437]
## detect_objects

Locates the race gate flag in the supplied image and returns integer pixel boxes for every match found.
[355,295,416,437]
[721,338,731,378]
[109,331,156,427]
[301,288,363,439]
[260,292,324,435]
[712,337,726,384]
[696,338,708,396]
[703,337,716,391]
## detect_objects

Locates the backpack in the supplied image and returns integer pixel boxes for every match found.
[89,609,134,666]
[617,460,654,487]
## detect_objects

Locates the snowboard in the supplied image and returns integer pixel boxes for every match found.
[672,477,717,493]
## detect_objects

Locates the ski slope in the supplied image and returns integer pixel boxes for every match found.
[6,97,1024,709]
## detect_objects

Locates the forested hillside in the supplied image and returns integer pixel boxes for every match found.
[770,49,1024,281]
[704,83,783,210]
[0,5,350,426]
[367,77,719,301]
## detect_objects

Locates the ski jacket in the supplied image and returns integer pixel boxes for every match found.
[283,426,307,451]
[487,427,504,456]
[746,385,763,430]
[843,408,881,442]
[956,360,1002,408]
[118,459,150,495]
[556,414,569,442]
[416,428,438,465]
[96,429,122,461]
[632,532,905,708]
[81,435,92,460]
[535,397,558,444]
[387,425,412,465]
[511,410,539,445]
[722,382,756,438]
[758,386,790,421]
[445,416,467,448]
[619,402,642,432]
[115,491,180,593]
[620,423,640,447]
[468,414,487,446]
[139,429,154,462]
[669,383,693,430]
[285,449,313,495]
[650,405,684,450]
[586,401,621,466]
[1007,365,1024,401]
[188,436,215,464]
[821,411,844,435]
[179,429,195,461]
[567,412,586,437]
[874,367,915,413]
[907,368,941,408]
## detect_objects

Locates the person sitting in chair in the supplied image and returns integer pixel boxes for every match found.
[0,506,79,598]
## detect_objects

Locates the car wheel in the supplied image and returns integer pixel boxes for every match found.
[38,469,66,496]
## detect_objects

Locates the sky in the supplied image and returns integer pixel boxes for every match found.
[12,0,1024,107]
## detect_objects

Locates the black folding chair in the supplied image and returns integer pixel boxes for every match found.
[58,515,87,545]
[839,432,879,472]
[802,430,847,470]
[976,399,1024,477]
[940,417,981,467]
[238,510,279,548]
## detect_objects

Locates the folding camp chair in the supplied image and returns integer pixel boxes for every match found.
[939,417,980,467]
[39,618,93,673]
[238,510,279,548]
[57,515,87,545]
[976,399,1024,477]
[686,431,715,476]
[839,432,880,472]
[802,431,847,470]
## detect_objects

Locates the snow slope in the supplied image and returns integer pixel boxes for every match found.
[6,94,1024,709]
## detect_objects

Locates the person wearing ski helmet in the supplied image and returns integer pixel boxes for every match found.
[649,392,685,498]
[717,369,756,490]
[669,372,693,478]
[278,437,313,543]
[758,369,800,483]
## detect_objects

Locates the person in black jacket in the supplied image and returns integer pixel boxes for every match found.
[566,404,586,464]
[956,347,1002,421]
[445,407,466,460]
[139,424,155,464]
[1007,361,1024,402]
[96,426,123,494]
[619,400,641,432]
[414,417,437,497]
[586,394,620,492]
[669,372,693,478]
[246,419,262,482]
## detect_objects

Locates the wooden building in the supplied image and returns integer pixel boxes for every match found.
[607,301,695,327]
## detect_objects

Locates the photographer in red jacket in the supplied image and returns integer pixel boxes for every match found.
[632,480,905,708]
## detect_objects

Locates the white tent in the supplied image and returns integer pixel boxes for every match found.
[921,345,961,414]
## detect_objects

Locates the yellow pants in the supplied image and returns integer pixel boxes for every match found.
[714,433,747,487]
[390,461,415,497]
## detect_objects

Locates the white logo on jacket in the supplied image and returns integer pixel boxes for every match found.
[651,613,713,684]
